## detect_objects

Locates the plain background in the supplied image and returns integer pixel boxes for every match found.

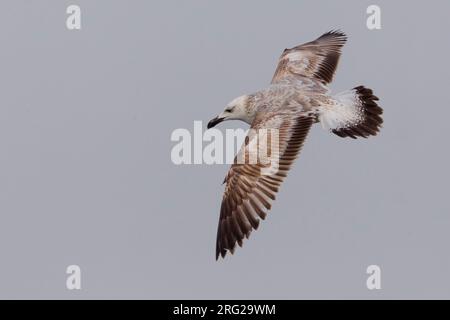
[1,0,449,299]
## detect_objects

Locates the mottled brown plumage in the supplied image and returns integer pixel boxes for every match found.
[216,116,313,259]
[272,30,347,86]
[209,30,383,260]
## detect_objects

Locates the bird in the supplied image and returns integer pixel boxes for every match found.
[207,30,383,260]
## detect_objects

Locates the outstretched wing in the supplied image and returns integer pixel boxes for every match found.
[216,115,313,259]
[271,30,347,85]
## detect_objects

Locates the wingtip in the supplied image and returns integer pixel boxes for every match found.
[326,29,347,37]
[320,29,347,42]
[216,244,237,260]
[215,250,226,261]
[215,243,228,260]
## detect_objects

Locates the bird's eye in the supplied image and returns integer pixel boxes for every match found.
[225,106,235,113]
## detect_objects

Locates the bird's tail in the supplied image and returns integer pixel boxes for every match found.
[319,86,383,139]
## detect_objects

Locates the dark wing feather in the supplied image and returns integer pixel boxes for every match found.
[216,116,313,259]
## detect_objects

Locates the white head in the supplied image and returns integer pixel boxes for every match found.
[207,94,256,129]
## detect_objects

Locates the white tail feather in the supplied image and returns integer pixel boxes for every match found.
[318,86,383,139]
[319,90,363,131]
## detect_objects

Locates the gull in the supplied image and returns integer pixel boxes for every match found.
[207,31,383,260]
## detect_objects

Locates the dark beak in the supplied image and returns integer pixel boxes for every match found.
[207,116,224,129]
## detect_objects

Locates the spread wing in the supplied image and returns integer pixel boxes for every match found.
[271,30,347,86]
[216,115,313,259]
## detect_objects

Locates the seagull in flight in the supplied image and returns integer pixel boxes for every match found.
[207,31,383,260]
